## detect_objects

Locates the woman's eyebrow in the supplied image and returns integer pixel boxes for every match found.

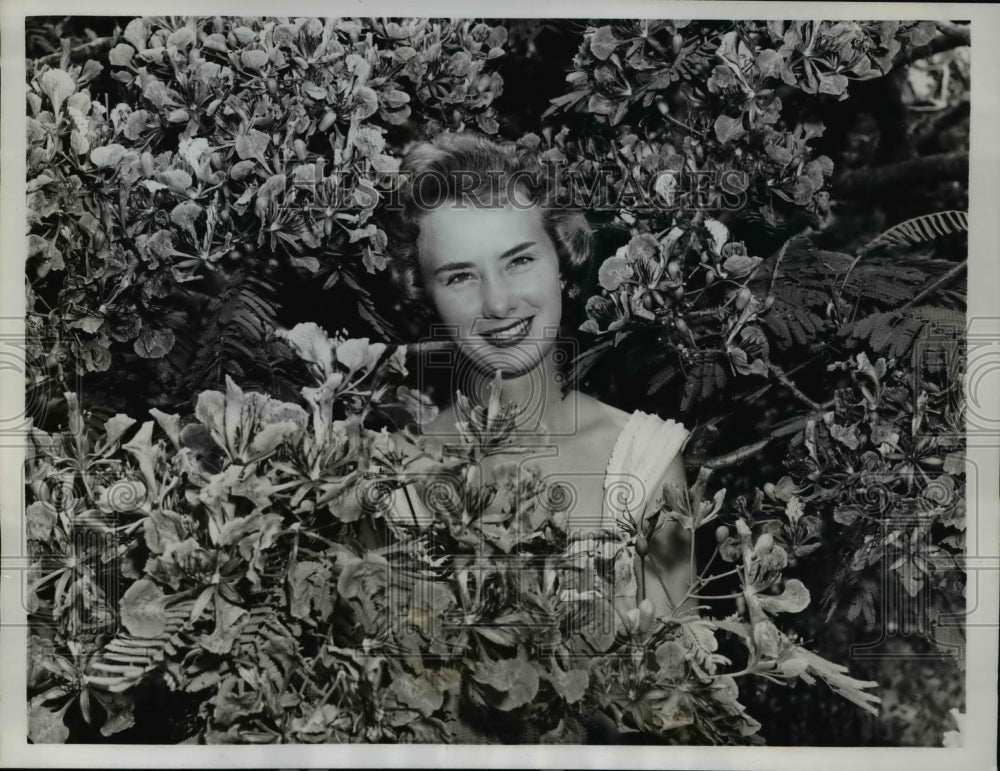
[432,241,536,276]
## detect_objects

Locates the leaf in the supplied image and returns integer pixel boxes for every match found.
[241,49,269,70]
[39,69,76,114]
[589,26,621,60]
[549,668,589,704]
[758,578,810,614]
[288,560,335,622]
[170,200,202,235]
[157,168,193,194]
[352,86,379,120]
[90,143,126,169]
[235,129,270,161]
[119,578,167,637]
[471,652,540,711]
[123,18,149,50]
[142,509,189,554]
[391,672,445,716]
[134,326,175,359]
[198,597,247,654]
[108,43,135,66]
[714,113,745,143]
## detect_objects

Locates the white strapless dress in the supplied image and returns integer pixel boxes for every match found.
[601,410,690,608]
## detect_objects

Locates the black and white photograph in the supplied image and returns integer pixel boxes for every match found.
[0,2,997,767]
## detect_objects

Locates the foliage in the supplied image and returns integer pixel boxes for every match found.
[24,16,969,745]
[27,324,882,744]
[26,16,508,408]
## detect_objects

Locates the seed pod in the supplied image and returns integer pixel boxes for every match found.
[318,110,337,132]
[293,138,308,161]
[736,287,752,311]
[635,534,649,558]
[715,525,729,543]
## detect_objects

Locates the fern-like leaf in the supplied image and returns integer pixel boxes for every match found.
[860,210,967,254]
[183,273,280,394]
[681,352,728,411]
[86,600,195,693]
[839,305,965,365]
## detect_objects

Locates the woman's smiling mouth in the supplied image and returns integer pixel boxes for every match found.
[478,317,533,345]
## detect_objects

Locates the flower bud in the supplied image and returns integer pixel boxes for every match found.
[140,151,155,178]
[293,138,308,161]
[635,534,649,558]
[715,525,729,543]
[318,110,337,132]
[763,294,776,311]
[637,598,655,633]
[704,269,716,286]
[756,533,774,552]
[736,287,752,311]
[674,317,690,336]
[667,261,681,280]
[735,519,751,539]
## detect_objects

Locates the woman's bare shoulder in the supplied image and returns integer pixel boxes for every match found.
[575,392,630,434]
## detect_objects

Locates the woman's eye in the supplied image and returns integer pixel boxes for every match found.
[508,255,535,269]
[445,272,475,286]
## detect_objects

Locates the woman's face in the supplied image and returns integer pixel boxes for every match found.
[416,199,562,378]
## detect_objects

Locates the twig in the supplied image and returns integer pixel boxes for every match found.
[898,260,967,310]
[33,36,115,68]
[698,404,834,470]
[767,363,822,410]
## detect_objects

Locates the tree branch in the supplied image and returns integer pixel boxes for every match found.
[695,404,834,470]
[894,22,971,70]
[33,36,114,68]
[833,152,968,198]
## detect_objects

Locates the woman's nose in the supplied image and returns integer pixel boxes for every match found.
[480,275,516,317]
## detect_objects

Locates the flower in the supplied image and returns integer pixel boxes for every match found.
[598,252,633,291]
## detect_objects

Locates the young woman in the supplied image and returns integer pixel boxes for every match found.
[385,131,691,623]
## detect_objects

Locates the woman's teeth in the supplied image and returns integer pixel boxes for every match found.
[482,318,531,341]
